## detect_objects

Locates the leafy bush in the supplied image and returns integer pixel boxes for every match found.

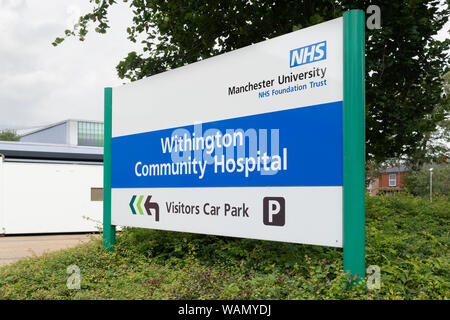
[0,193,448,299]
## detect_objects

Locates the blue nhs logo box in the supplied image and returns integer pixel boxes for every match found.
[290,41,327,68]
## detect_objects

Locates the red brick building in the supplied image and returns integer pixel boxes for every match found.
[368,166,409,196]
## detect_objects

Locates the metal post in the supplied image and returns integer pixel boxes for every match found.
[103,87,116,251]
[429,168,433,202]
[343,9,366,281]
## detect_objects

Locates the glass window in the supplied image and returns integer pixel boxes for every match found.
[77,121,104,147]
[389,174,396,187]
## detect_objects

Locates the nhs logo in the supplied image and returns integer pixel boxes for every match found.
[289,41,327,68]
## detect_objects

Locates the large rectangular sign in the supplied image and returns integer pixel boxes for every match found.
[110,17,344,247]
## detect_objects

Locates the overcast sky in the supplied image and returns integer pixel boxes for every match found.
[0,0,139,131]
[0,1,448,131]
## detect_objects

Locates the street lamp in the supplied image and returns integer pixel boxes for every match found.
[429,167,433,202]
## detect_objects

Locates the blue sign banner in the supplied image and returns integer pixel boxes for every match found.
[111,100,343,188]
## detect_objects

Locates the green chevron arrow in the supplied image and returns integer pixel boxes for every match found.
[129,195,137,215]
[137,195,144,215]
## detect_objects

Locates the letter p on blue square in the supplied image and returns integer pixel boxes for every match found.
[290,41,327,68]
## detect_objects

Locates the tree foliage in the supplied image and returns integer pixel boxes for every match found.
[55,0,450,164]
[405,71,450,170]
[403,163,450,197]
[0,130,20,142]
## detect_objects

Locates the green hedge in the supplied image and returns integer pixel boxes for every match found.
[0,193,448,299]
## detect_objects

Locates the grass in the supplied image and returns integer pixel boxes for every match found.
[0,193,448,299]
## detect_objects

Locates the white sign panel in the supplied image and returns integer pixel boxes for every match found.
[111,17,344,247]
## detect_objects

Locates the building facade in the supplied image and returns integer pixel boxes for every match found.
[0,141,103,234]
[368,166,409,196]
[0,119,105,234]
[20,119,104,147]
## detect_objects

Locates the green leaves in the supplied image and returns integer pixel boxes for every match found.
[404,163,450,197]
[0,130,20,141]
[54,1,449,164]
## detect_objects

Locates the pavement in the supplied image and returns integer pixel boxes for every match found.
[0,234,96,266]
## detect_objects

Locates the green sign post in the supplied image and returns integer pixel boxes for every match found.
[103,9,366,282]
[343,9,366,281]
[103,87,115,252]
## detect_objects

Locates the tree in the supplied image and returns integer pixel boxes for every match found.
[403,163,449,197]
[405,71,450,170]
[55,0,450,164]
[0,130,20,142]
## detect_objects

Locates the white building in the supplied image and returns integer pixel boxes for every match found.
[0,120,104,235]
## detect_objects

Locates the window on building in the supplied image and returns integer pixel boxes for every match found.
[389,174,396,187]
[78,121,104,147]
[91,188,103,201]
